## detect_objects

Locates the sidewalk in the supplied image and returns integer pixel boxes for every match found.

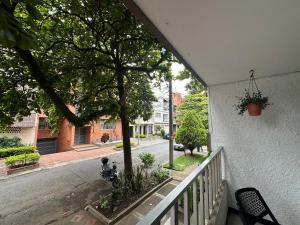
[0,139,167,178]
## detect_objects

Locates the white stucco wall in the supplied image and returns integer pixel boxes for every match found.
[209,72,300,225]
[0,127,37,145]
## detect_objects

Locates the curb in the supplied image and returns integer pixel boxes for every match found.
[0,140,168,181]
[0,151,119,181]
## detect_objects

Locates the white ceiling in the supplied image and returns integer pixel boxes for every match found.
[134,0,300,86]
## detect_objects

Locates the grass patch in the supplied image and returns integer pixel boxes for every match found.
[164,153,206,171]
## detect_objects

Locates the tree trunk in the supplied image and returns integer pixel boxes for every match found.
[116,68,133,179]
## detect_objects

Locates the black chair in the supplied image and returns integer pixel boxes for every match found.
[235,187,281,225]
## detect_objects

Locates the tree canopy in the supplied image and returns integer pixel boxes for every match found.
[0,0,174,178]
[175,111,206,155]
[176,68,205,94]
[177,93,208,129]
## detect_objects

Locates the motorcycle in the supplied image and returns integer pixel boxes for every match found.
[100,157,120,188]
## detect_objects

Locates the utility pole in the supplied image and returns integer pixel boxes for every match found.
[168,78,174,168]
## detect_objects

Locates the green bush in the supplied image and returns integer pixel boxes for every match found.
[0,136,23,148]
[134,134,146,138]
[152,166,170,183]
[175,111,207,155]
[5,153,40,167]
[115,142,135,148]
[0,145,36,158]
[139,152,155,168]
[160,129,165,137]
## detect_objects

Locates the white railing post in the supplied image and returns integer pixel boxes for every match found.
[204,167,209,221]
[216,153,220,190]
[198,174,205,225]
[184,190,190,225]
[171,201,178,225]
[192,181,199,225]
[208,162,213,212]
[214,157,218,199]
[212,159,216,205]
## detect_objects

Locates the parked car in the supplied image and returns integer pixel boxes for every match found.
[163,133,170,140]
[174,142,185,151]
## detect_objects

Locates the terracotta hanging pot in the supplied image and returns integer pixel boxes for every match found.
[247,103,262,116]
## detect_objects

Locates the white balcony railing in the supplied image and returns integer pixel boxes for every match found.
[137,147,224,225]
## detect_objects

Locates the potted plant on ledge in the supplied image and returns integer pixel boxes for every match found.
[235,70,270,116]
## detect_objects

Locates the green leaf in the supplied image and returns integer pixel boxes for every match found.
[25,3,42,20]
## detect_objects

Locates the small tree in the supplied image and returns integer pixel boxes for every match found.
[175,111,206,155]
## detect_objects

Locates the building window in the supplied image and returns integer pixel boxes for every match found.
[163,114,168,122]
[38,118,51,130]
[155,113,161,119]
[100,120,116,129]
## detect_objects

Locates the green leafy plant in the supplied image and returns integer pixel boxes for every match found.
[101,133,110,143]
[134,133,146,138]
[152,166,170,183]
[115,142,135,149]
[99,196,110,209]
[0,136,23,148]
[235,90,269,115]
[139,152,155,168]
[160,129,165,137]
[5,153,40,167]
[0,146,36,158]
[176,111,207,155]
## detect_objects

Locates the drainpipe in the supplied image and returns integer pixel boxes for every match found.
[168,78,174,168]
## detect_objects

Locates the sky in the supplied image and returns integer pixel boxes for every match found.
[171,63,189,96]
[152,62,190,97]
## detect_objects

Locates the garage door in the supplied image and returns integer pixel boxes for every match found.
[37,139,57,155]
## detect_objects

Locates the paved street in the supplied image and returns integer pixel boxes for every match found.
[0,141,183,225]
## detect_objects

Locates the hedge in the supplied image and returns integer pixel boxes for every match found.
[0,136,23,148]
[115,142,135,148]
[5,153,40,167]
[0,146,36,158]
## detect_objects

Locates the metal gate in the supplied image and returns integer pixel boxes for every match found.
[74,126,88,145]
[37,139,57,155]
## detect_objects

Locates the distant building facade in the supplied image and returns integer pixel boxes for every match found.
[131,92,183,137]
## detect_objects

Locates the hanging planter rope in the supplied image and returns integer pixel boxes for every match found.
[235,70,270,116]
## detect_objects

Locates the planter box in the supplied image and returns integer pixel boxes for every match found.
[6,163,39,175]
[85,177,172,225]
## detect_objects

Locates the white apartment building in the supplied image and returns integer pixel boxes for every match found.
[131,92,182,137]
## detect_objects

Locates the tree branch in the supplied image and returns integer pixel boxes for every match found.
[123,52,168,79]
[14,47,110,126]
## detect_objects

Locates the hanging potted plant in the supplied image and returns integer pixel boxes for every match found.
[235,70,270,116]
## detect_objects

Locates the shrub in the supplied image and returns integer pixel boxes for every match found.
[152,166,170,183]
[139,152,155,168]
[0,136,23,148]
[0,145,36,158]
[5,153,40,168]
[134,133,146,138]
[101,133,110,143]
[175,111,207,155]
[160,129,165,137]
[115,142,135,148]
